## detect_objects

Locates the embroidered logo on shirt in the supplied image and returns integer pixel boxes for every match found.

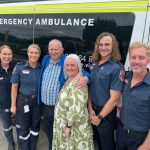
[22,70,30,74]
[119,70,125,81]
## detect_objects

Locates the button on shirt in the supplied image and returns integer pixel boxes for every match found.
[89,59,124,106]
[41,60,61,106]
[11,61,41,96]
[0,61,16,109]
[121,71,150,131]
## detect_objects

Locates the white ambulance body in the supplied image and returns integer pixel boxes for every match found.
[0,0,150,70]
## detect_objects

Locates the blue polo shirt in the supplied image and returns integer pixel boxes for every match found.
[0,61,16,109]
[89,58,124,106]
[121,71,150,131]
[11,61,41,96]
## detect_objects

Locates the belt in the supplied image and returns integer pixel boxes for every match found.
[43,103,55,108]
[18,93,37,99]
[123,126,148,136]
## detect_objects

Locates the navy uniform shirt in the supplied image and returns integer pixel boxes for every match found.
[89,58,124,106]
[121,71,150,131]
[0,61,16,109]
[11,61,41,96]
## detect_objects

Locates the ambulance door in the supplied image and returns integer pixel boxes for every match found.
[143,0,150,69]
[143,0,150,44]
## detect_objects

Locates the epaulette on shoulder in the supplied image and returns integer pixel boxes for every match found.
[116,61,123,67]
[17,61,26,65]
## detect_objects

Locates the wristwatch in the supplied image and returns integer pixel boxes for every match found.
[97,114,104,121]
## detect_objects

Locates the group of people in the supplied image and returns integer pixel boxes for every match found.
[0,32,150,150]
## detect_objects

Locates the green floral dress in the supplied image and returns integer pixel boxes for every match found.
[52,81,94,150]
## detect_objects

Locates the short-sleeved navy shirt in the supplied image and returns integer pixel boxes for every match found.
[11,61,41,96]
[121,71,150,131]
[89,58,124,106]
[0,61,16,109]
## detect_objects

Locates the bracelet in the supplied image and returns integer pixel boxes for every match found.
[97,114,104,121]
[66,125,72,128]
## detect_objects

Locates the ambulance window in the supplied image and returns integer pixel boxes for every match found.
[34,13,135,68]
[0,14,34,62]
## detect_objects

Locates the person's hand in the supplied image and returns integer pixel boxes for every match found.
[75,76,89,88]
[10,106,16,115]
[64,127,71,138]
[88,108,96,121]
[91,115,101,126]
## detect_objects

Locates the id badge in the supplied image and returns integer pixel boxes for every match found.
[24,105,29,113]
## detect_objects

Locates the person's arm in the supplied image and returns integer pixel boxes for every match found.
[75,69,90,88]
[91,90,121,126]
[88,95,96,120]
[98,90,121,117]
[10,83,19,114]
[91,66,124,126]
[10,64,20,114]
[138,130,150,150]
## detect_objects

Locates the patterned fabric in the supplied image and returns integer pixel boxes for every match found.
[52,80,94,150]
[41,61,61,106]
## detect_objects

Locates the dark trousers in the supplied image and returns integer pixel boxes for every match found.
[42,104,54,150]
[92,105,116,150]
[0,110,14,142]
[116,118,148,150]
[0,109,20,143]
[17,96,42,150]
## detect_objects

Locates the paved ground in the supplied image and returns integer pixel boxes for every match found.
[0,115,49,150]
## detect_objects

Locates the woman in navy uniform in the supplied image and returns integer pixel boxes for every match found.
[10,44,42,150]
[0,45,18,150]
[88,32,124,150]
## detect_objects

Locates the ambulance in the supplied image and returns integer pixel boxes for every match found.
[0,0,150,70]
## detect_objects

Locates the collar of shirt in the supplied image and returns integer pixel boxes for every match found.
[0,61,16,71]
[126,69,150,86]
[50,53,65,66]
[98,57,114,66]
[143,69,150,85]
[23,60,41,69]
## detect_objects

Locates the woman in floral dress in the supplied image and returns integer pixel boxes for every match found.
[52,54,94,150]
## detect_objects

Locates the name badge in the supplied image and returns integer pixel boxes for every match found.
[22,70,30,74]
[24,105,30,113]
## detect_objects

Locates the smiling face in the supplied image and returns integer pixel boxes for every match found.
[27,47,40,64]
[98,35,113,60]
[0,47,13,66]
[129,47,150,76]
[48,40,63,63]
[64,57,79,79]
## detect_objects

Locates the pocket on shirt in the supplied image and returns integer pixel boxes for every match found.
[131,92,150,113]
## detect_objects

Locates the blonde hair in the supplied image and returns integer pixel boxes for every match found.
[0,45,12,54]
[27,44,41,54]
[129,41,150,57]
[64,54,82,79]
[92,32,121,62]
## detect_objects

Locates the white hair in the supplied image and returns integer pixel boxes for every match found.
[64,54,82,79]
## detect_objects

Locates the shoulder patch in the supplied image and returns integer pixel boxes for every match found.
[119,69,125,81]
[17,61,25,65]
